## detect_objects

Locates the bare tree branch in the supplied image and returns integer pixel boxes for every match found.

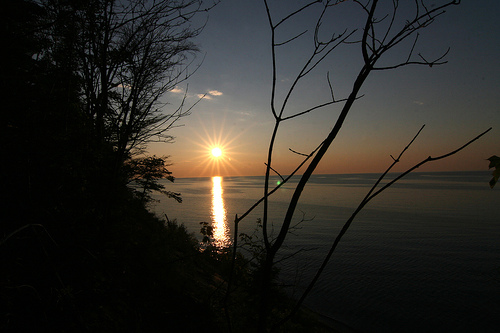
[275,30,308,46]
[223,1,476,330]
[288,148,309,157]
[276,126,491,329]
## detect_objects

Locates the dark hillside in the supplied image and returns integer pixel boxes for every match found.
[1,1,217,331]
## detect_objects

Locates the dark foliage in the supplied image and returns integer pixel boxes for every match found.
[1,1,344,331]
[125,155,182,204]
[0,1,219,331]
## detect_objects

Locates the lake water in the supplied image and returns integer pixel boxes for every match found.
[150,171,500,332]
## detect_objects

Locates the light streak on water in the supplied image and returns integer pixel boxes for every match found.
[211,176,230,247]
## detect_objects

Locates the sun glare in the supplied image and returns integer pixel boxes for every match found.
[211,176,230,247]
[211,147,222,157]
[186,116,248,177]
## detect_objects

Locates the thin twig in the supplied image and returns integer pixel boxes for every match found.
[265,163,285,181]
[289,148,309,157]
[278,127,491,328]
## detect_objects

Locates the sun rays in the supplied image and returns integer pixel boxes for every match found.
[187,115,246,177]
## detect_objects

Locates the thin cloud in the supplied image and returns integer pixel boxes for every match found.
[198,94,212,100]
[208,90,223,96]
[196,90,223,101]
[235,110,254,117]
[171,87,184,94]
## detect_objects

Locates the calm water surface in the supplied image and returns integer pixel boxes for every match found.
[151,171,500,332]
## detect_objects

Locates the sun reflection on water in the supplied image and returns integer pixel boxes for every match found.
[211,176,230,247]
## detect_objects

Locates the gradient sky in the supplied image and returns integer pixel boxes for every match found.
[149,0,500,178]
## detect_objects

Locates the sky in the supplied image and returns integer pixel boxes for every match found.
[149,0,500,178]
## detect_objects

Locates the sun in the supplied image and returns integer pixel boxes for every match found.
[185,116,248,177]
[211,147,222,158]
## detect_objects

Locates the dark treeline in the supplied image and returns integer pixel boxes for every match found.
[1,0,223,331]
[1,1,340,332]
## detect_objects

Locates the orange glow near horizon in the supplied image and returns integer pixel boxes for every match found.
[211,176,230,247]
[185,117,247,177]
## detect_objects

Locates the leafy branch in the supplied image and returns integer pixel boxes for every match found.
[487,155,500,188]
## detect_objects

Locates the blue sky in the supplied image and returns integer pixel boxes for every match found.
[149,0,500,178]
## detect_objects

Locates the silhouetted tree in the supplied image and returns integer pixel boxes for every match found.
[220,1,491,331]
[39,0,216,165]
[125,155,182,203]
[2,0,87,231]
[1,1,219,331]
[487,155,500,188]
